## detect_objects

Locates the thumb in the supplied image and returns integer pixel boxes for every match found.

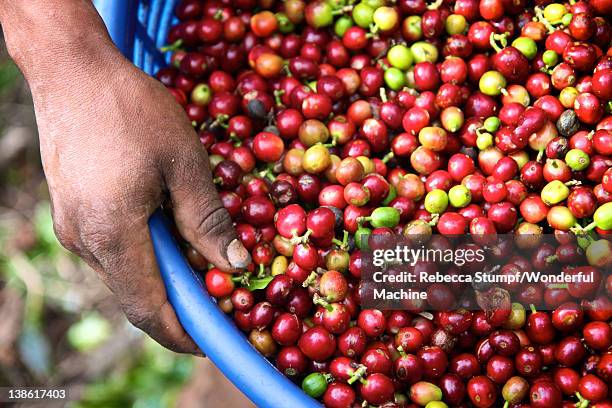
[164,149,251,273]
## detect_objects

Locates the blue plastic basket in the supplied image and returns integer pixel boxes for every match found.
[92,1,321,407]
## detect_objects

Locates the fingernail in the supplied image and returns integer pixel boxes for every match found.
[227,239,250,269]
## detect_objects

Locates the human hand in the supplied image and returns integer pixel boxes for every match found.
[1,0,251,354]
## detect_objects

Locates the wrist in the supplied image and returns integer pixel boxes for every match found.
[0,0,117,82]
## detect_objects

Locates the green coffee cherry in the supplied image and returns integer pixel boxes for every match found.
[476,132,494,150]
[424,189,449,214]
[425,402,449,408]
[387,44,413,70]
[541,180,570,206]
[352,2,375,28]
[410,41,438,63]
[542,50,559,67]
[512,37,538,60]
[591,202,612,231]
[565,148,590,171]
[543,3,566,23]
[483,117,501,132]
[561,13,573,26]
[445,14,467,35]
[370,207,401,228]
[479,71,507,96]
[334,15,354,37]
[302,373,328,398]
[448,185,472,208]
[384,67,407,90]
[355,226,372,249]
[410,382,443,406]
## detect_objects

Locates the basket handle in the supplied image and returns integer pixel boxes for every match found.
[149,210,322,408]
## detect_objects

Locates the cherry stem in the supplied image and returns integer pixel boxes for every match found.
[382,151,394,163]
[379,87,388,103]
[534,7,556,33]
[291,229,313,245]
[213,9,223,20]
[428,213,440,226]
[347,364,367,385]
[160,39,183,52]
[313,293,333,312]
[545,255,558,264]
[258,167,276,182]
[530,304,537,314]
[257,263,266,278]
[549,283,568,289]
[396,346,407,357]
[302,271,319,288]
[536,149,545,162]
[575,392,590,408]
[273,89,285,107]
[503,401,509,408]
[565,180,582,186]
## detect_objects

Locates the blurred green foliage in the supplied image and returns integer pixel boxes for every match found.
[0,60,19,95]
[0,201,193,406]
[71,339,193,408]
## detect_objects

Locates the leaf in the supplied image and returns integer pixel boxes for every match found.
[67,312,112,352]
[246,276,274,291]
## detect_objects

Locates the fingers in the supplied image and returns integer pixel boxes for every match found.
[164,146,251,273]
[53,208,202,355]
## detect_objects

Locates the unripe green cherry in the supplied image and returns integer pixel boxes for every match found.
[370,207,401,228]
[543,3,566,24]
[191,83,212,106]
[586,239,612,268]
[275,12,295,33]
[404,15,423,40]
[425,402,448,408]
[565,148,590,171]
[410,382,443,406]
[424,189,449,214]
[387,44,413,70]
[302,373,328,398]
[541,180,570,206]
[483,116,500,132]
[373,6,398,31]
[307,1,334,28]
[511,37,538,60]
[476,132,493,150]
[363,0,385,8]
[547,206,576,230]
[334,15,354,37]
[542,50,559,67]
[479,70,507,96]
[440,107,464,133]
[561,13,573,26]
[384,67,407,90]
[503,303,526,329]
[352,2,375,28]
[445,14,467,35]
[592,202,612,231]
[448,185,471,208]
[355,226,372,249]
[410,41,438,63]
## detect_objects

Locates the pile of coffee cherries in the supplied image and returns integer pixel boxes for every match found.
[156,0,611,406]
